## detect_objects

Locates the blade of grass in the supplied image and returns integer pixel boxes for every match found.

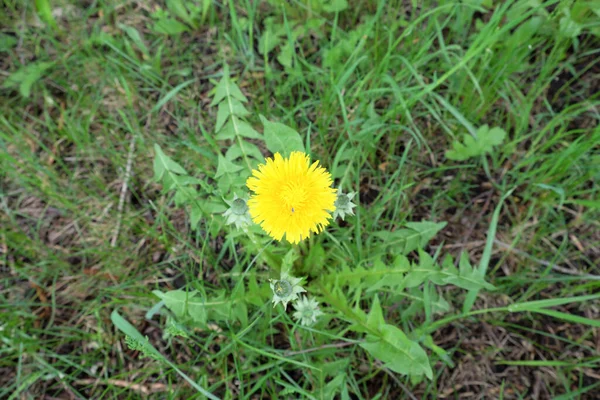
[462,188,514,313]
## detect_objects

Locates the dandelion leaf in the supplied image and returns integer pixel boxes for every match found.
[153,144,188,181]
[374,221,446,254]
[360,324,432,379]
[441,253,495,291]
[446,124,506,161]
[211,70,247,106]
[260,115,305,156]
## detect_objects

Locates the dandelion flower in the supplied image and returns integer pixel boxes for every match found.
[246,151,337,244]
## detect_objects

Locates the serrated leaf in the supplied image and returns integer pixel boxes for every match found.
[323,374,346,399]
[403,250,443,288]
[321,359,350,377]
[2,61,54,98]
[0,33,18,52]
[367,255,410,292]
[118,23,149,57]
[190,204,203,229]
[366,295,385,330]
[446,125,506,161]
[153,144,187,181]
[173,186,197,207]
[211,71,248,106]
[260,115,305,155]
[153,18,190,35]
[441,253,495,291]
[323,0,349,12]
[361,324,432,379]
[152,289,197,318]
[153,289,240,326]
[277,41,294,68]
[215,101,231,133]
[215,154,243,178]
[373,221,446,254]
[215,99,250,133]
[216,117,262,141]
[324,255,410,292]
[235,118,262,139]
[559,15,582,38]
[166,0,195,27]
[258,27,283,55]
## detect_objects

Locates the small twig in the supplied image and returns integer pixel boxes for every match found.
[75,379,167,395]
[111,136,136,247]
[17,6,27,64]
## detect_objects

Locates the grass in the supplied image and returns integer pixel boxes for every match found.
[1,0,599,398]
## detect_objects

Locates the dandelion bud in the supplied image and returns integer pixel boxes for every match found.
[223,193,252,230]
[269,272,305,309]
[293,296,324,326]
[332,188,356,221]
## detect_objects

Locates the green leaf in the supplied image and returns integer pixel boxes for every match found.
[0,34,18,52]
[258,22,283,55]
[118,23,150,58]
[260,115,305,155]
[361,324,432,379]
[35,0,58,30]
[216,117,261,141]
[446,125,506,161]
[215,99,250,132]
[153,289,241,325]
[403,250,443,288]
[323,0,349,12]
[166,0,195,27]
[235,118,262,139]
[323,374,346,399]
[441,253,495,291]
[215,154,243,178]
[277,42,294,68]
[211,69,248,106]
[373,221,446,254]
[153,18,190,35]
[325,255,410,292]
[173,186,197,207]
[559,15,582,38]
[2,61,54,98]
[152,289,195,318]
[366,295,385,330]
[153,144,187,181]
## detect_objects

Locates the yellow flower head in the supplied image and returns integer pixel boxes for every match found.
[246,151,337,244]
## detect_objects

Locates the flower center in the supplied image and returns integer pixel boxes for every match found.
[335,194,349,207]
[273,280,292,297]
[280,182,307,213]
